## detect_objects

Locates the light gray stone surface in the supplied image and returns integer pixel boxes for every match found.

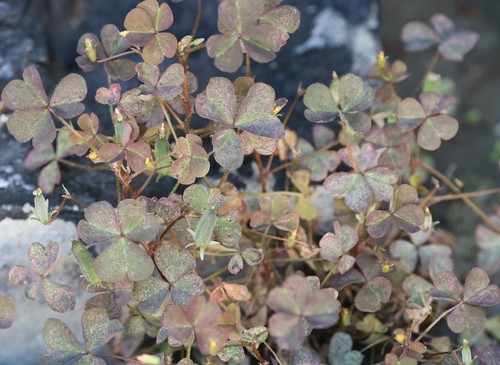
[0,218,88,365]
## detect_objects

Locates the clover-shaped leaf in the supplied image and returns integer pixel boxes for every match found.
[162,295,229,355]
[354,276,392,313]
[296,125,340,182]
[8,241,76,313]
[207,0,299,72]
[77,199,160,282]
[401,13,479,62]
[475,209,500,274]
[133,277,169,315]
[184,184,223,213]
[1,67,87,148]
[304,73,374,133]
[319,221,358,274]
[155,244,204,307]
[430,268,500,333]
[363,124,415,170]
[366,184,425,238]
[325,144,398,213]
[123,0,177,65]
[40,308,123,365]
[267,274,340,350]
[136,62,184,127]
[170,134,210,184]
[138,62,184,100]
[85,279,134,320]
[0,296,15,329]
[98,121,152,173]
[328,332,364,365]
[76,24,136,80]
[24,129,75,194]
[69,113,108,157]
[196,77,284,170]
[250,195,299,232]
[397,93,458,150]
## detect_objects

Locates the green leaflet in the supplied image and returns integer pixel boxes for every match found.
[71,240,104,288]
[187,206,219,260]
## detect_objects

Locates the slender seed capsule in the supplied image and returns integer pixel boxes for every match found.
[187,206,219,260]
[71,239,104,288]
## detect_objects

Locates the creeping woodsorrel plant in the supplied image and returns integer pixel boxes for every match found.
[1,1,499,364]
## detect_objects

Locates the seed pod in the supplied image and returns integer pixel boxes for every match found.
[187,206,219,260]
[71,240,104,288]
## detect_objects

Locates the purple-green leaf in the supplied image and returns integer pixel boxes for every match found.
[8,241,76,313]
[0,296,15,329]
[267,275,340,350]
[250,195,299,232]
[401,13,478,62]
[196,77,236,125]
[41,318,85,364]
[124,0,177,65]
[155,244,204,307]
[401,21,439,51]
[82,307,123,351]
[320,221,358,274]
[212,129,244,170]
[76,25,135,80]
[430,268,500,333]
[354,276,392,312]
[171,134,210,185]
[329,332,364,365]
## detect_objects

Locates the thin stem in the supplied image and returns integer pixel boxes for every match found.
[116,176,122,203]
[46,196,69,224]
[96,50,137,63]
[168,181,180,198]
[58,158,109,171]
[202,176,214,188]
[263,341,283,365]
[413,49,440,96]
[428,188,500,205]
[160,99,178,142]
[52,113,98,153]
[419,161,500,233]
[217,169,230,189]
[415,303,461,342]
[254,151,266,192]
[43,252,74,276]
[360,336,390,353]
[203,266,228,282]
[185,43,207,55]
[190,0,203,39]
[186,342,192,360]
[269,139,339,174]
[339,111,359,172]
[133,171,155,198]
[264,85,304,182]
[320,262,339,288]
[245,52,251,78]
[159,213,185,241]
[62,194,88,209]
